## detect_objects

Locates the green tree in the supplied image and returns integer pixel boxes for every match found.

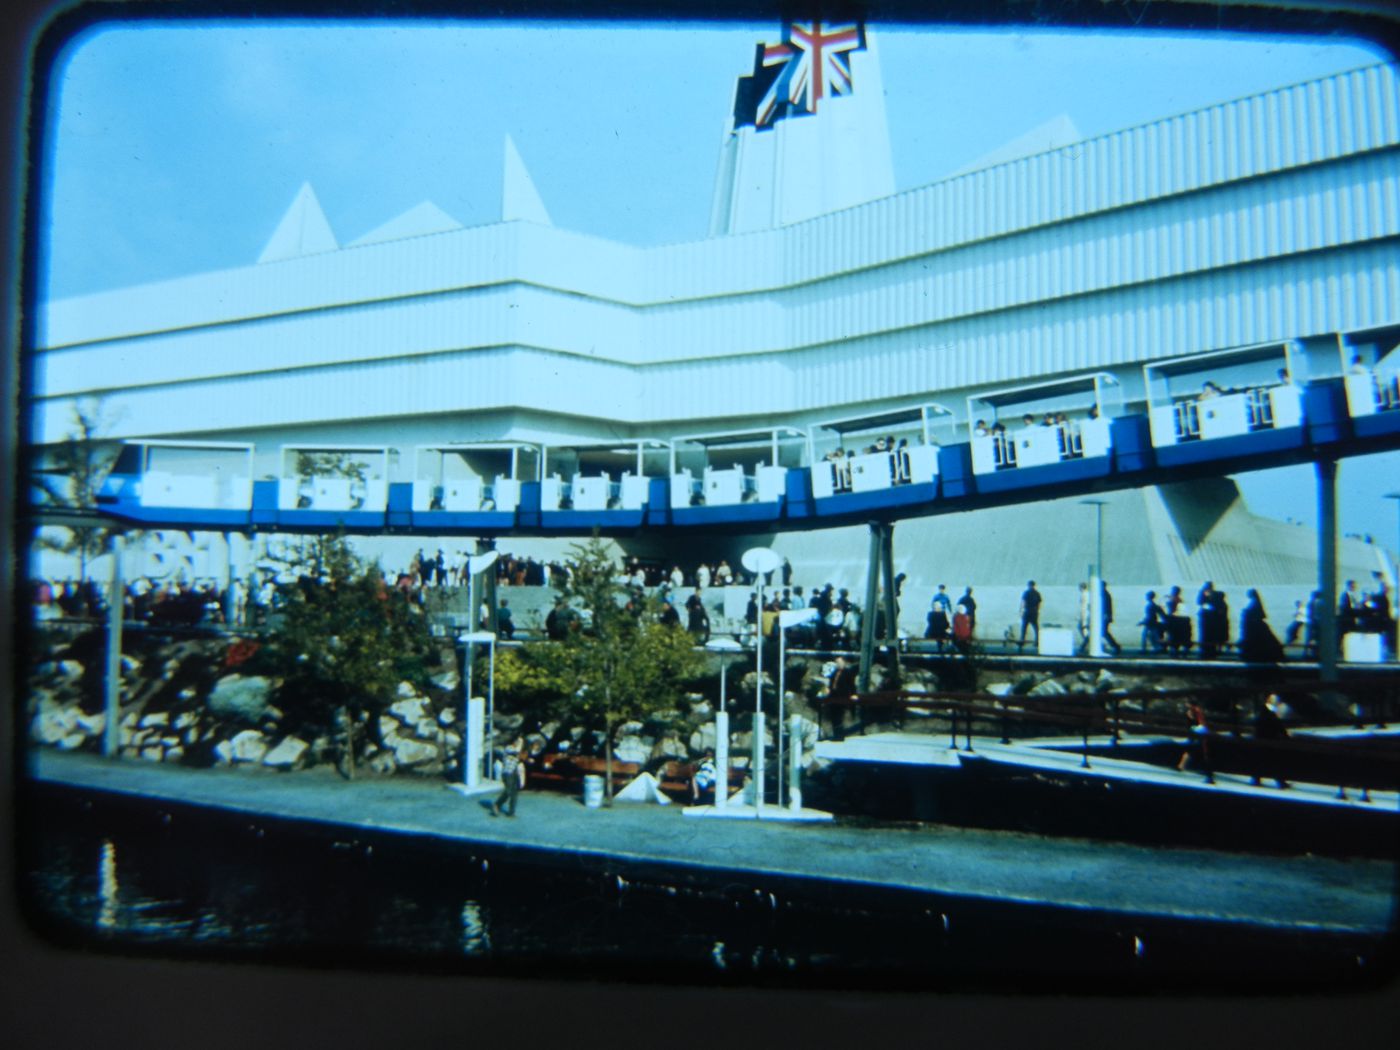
[29,400,122,581]
[263,533,433,778]
[495,534,704,800]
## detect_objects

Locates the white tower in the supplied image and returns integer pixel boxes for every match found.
[710,21,895,235]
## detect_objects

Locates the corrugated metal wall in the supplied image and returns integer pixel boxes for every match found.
[31,63,1400,444]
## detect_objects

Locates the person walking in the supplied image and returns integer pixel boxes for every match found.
[1139,590,1166,653]
[1099,580,1122,655]
[491,736,526,817]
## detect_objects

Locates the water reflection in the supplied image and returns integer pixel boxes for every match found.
[22,792,1381,988]
[460,901,490,956]
[97,838,117,930]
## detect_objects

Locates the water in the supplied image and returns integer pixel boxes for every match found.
[18,785,1388,991]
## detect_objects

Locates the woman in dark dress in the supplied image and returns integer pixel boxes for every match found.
[1239,588,1284,663]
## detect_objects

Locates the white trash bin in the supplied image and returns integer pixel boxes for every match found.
[582,774,604,808]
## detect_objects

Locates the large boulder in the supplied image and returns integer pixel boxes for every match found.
[429,666,460,692]
[263,736,310,769]
[1028,679,1067,697]
[613,736,650,764]
[208,675,276,723]
[31,701,79,745]
[688,724,717,754]
[649,735,688,761]
[391,736,439,767]
[228,729,269,763]
[388,697,429,723]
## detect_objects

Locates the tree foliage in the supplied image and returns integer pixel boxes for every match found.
[30,400,122,579]
[495,534,705,799]
[262,533,434,777]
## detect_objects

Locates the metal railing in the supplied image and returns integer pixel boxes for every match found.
[820,682,1400,798]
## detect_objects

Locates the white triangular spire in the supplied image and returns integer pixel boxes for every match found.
[501,135,552,225]
[949,114,1084,178]
[349,201,463,247]
[711,23,895,236]
[258,183,338,263]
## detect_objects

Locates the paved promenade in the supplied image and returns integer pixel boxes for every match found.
[27,749,1398,935]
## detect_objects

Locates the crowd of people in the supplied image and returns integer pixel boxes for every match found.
[32,573,276,629]
[1131,573,1394,661]
[31,543,1395,665]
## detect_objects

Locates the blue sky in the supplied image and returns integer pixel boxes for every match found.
[34,17,1399,545]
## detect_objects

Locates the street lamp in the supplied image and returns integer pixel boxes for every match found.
[741,546,783,814]
[463,549,500,785]
[1079,498,1107,578]
[776,606,818,808]
[704,636,744,712]
[704,636,744,811]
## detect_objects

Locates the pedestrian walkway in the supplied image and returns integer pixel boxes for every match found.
[27,749,1396,935]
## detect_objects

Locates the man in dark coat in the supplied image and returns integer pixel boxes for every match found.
[1018,581,1042,651]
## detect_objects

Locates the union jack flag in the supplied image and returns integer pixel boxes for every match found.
[733,21,867,130]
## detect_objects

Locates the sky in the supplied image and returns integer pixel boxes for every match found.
[32,16,1400,548]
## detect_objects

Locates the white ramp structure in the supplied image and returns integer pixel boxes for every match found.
[257,182,339,263]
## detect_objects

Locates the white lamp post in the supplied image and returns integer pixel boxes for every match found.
[776,606,819,808]
[704,636,744,712]
[704,636,743,811]
[1079,498,1107,658]
[741,547,782,814]
[462,549,500,785]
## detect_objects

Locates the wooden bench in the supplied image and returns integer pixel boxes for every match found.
[656,759,746,801]
[524,753,642,792]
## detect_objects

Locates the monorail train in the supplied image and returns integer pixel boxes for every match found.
[95,337,1400,537]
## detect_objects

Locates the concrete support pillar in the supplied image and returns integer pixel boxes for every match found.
[104,534,124,758]
[858,522,882,693]
[714,710,729,810]
[788,713,803,812]
[879,523,900,682]
[1316,458,1339,683]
